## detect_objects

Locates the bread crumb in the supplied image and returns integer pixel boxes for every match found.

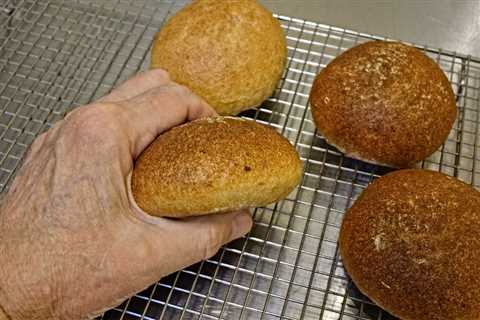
[224,116,245,121]
[374,233,386,251]
[413,258,427,264]
[205,117,226,124]
[381,281,391,289]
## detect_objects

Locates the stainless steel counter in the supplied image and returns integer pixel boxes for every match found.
[260,0,480,58]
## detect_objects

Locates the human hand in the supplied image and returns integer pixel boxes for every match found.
[0,69,253,320]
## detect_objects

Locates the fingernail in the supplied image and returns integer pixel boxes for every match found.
[231,210,253,240]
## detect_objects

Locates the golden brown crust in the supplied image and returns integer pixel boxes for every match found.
[339,169,480,320]
[150,0,287,115]
[310,41,457,168]
[131,117,302,217]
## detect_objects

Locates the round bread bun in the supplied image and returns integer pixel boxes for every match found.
[150,0,287,116]
[339,169,480,320]
[131,117,302,217]
[309,41,457,168]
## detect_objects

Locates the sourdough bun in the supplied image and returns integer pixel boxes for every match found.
[131,117,302,217]
[309,41,457,167]
[339,169,480,320]
[150,0,287,115]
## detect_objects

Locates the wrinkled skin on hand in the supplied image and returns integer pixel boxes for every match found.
[0,70,252,320]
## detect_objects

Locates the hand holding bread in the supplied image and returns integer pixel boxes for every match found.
[0,70,254,319]
[1,0,473,319]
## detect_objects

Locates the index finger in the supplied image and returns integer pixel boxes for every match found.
[100,69,172,103]
[117,83,217,158]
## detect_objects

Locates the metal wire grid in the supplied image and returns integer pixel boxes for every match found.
[1,1,479,319]
[0,0,187,189]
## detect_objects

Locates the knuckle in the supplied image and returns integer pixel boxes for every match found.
[22,134,46,162]
[155,68,171,81]
[62,103,126,145]
[143,84,189,110]
[171,83,192,96]
[65,103,122,132]
[31,132,47,149]
[159,83,190,98]
[201,224,225,259]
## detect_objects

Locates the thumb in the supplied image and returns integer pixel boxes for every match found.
[171,210,253,261]
[85,209,251,317]
[132,209,253,278]
[126,172,252,271]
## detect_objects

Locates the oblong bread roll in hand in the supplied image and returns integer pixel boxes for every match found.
[339,169,480,320]
[131,117,302,217]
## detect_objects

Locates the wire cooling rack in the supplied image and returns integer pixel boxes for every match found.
[1,1,479,319]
